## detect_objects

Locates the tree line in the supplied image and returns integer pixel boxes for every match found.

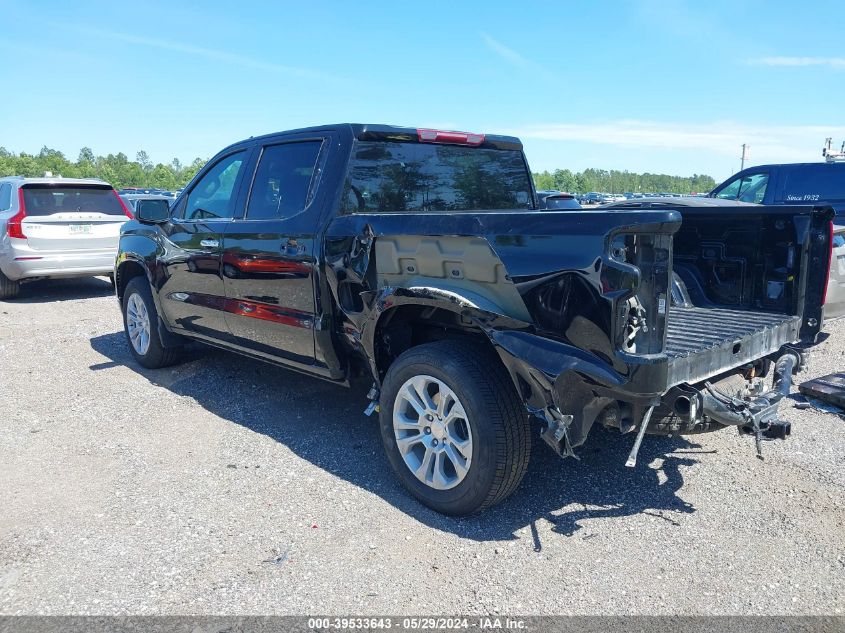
[533,168,717,194]
[0,146,718,195]
[0,146,208,191]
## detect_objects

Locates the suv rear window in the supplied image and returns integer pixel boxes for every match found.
[22,185,124,216]
[780,165,845,203]
[342,141,533,213]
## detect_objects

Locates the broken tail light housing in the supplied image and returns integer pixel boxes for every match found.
[609,233,671,355]
[417,129,485,146]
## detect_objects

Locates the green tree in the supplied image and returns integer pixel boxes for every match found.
[149,164,177,190]
[534,170,554,190]
[534,167,716,195]
[37,147,70,176]
[552,168,576,192]
[136,151,152,171]
[0,146,208,189]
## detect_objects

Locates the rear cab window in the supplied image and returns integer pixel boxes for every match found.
[21,185,124,215]
[342,141,533,213]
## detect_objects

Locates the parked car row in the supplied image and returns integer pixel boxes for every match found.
[579,191,703,205]
[117,187,181,198]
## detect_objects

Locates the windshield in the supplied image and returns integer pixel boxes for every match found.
[342,141,533,213]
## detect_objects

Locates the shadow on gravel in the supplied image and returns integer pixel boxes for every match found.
[5,276,114,303]
[91,331,702,544]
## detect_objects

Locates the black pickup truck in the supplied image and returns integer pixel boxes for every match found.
[115,124,833,516]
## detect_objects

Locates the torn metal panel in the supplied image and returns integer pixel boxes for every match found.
[322,209,685,454]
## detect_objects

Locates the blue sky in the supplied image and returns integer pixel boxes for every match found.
[1,0,844,181]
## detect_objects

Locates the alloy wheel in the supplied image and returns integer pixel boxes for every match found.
[392,375,473,490]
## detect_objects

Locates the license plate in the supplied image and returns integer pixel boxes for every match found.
[69,224,92,234]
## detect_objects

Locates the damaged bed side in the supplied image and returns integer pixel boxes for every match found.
[321,203,833,467]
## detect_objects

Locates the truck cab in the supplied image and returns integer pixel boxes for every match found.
[709,162,845,212]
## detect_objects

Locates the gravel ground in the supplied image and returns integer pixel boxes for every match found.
[0,277,843,616]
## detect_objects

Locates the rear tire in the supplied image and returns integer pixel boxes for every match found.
[379,339,530,516]
[0,270,20,300]
[121,276,183,369]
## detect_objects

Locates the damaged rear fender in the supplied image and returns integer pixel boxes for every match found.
[486,327,645,450]
[362,284,529,382]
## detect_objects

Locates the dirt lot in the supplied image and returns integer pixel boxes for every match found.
[0,277,843,615]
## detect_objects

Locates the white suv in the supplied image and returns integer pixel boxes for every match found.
[0,176,131,299]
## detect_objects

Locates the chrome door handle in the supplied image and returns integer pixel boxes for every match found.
[200,239,219,248]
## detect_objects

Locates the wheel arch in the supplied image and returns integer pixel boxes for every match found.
[116,255,182,349]
[115,256,151,301]
[365,286,526,385]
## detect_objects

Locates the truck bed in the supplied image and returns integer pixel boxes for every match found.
[665,306,801,386]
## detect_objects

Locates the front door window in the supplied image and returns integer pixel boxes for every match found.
[715,172,769,204]
[185,151,246,220]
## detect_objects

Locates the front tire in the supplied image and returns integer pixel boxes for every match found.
[0,270,20,300]
[121,277,183,369]
[379,339,530,515]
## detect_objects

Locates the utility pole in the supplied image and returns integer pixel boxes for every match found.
[740,144,749,170]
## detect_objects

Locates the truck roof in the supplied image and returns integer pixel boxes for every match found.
[732,162,845,170]
[221,123,524,154]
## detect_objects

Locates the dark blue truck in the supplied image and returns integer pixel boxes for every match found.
[709,161,845,214]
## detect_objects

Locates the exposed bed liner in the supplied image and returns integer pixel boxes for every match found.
[665,306,801,385]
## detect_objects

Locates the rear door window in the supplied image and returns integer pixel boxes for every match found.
[21,186,124,215]
[342,141,533,213]
[780,165,845,203]
[246,141,323,220]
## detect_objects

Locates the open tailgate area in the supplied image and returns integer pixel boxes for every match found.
[649,203,834,389]
[665,306,801,386]
[601,202,833,395]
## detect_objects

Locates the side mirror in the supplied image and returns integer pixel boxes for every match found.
[136,199,170,224]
